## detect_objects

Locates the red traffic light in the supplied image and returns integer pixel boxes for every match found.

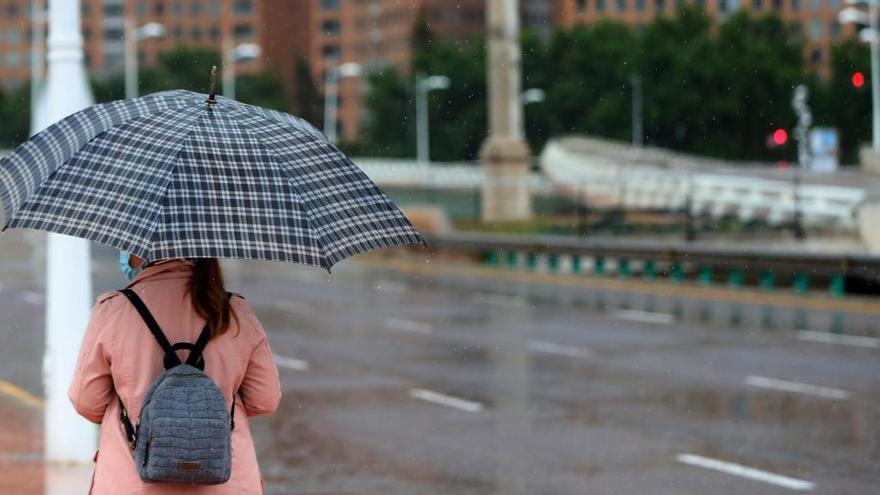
[853,71,865,88]
[772,128,788,146]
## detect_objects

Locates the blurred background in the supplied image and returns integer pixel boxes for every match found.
[1,0,879,494]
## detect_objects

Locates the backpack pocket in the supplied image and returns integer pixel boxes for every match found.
[140,416,231,484]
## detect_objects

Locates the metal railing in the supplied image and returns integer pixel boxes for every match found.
[422,231,880,297]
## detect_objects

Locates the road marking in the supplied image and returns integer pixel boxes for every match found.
[744,375,849,400]
[483,294,528,308]
[385,318,434,335]
[272,301,310,313]
[0,380,44,409]
[797,330,880,349]
[613,309,675,325]
[528,340,593,359]
[676,453,814,491]
[409,388,484,412]
[273,354,310,371]
[375,280,407,294]
[20,290,43,305]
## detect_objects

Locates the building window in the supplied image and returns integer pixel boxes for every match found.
[7,52,18,68]
[83,27,93,41]
[233,24,253,39]
[104,28,124,41]
[234,0,254,14]
[676,0,685,8]
[210,1,221,16]
[790,21,802,36]
[811,47,822,62]
[173,26,183,40]
[694,0,705,9]
[617,0,626,12]
[828,0,839,8]
[81,3,91,17]
[104,4,124,16]
[597,0,606,11]
[636,0,646,10]
[137,2,146,16]
[7,29,20,43]
[829,20,841,38]
[810,20,822,40]
[321,0,341,10]
[173,1,183,16]
[322,44,341,60]
[209,25,220,40]
[154,3,164,16]
[810,0,821,9]
[791,0,801,10]
[752,0,763,9]
[322,20,341,35]
[192,2,202,15]
[772,0,782,9]
[577,0,587,13]
[6,3,17,17]
[191,27,203,41]
[656,0,666,11]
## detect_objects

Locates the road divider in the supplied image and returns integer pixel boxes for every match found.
[676,453,814,491]
[409,388,484,412]
[744,375,849,400]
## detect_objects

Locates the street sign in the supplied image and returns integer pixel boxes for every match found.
[809,127,839,172]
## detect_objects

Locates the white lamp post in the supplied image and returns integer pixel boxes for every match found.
[29,1,47,136]
[416,73,450,165]
[124,20,165,99]
[222,40,261,101]
[323,62,362,144]
[839,0,880,149]
[40,0,95,469]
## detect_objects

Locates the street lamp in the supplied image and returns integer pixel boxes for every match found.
[416,73,450,164]
[222,41,261,100]
[124,20,165,99]
[323,62,363,144]
[839,0,880,149]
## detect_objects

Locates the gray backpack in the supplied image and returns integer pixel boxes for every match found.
[118,289,233,484]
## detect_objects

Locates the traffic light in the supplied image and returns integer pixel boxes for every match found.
[772,128,788,146]
[852,71,865,89]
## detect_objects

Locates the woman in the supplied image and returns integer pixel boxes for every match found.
[68,254,281,494]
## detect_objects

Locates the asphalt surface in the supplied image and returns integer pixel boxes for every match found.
[0,231,878,494]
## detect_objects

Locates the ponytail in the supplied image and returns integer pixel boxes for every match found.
[188,259,235,339]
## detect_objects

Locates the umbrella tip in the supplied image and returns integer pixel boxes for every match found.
[207,66,218,104]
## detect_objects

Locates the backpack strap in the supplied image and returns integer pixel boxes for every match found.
[120,288,182,368]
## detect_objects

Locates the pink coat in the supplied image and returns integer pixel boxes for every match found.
[68,259,281,495]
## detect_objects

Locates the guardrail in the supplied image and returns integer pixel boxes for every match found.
[422,231,880,297]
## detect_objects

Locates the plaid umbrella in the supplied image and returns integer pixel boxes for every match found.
[0,90,424,270]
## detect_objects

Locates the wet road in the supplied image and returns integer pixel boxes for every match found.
[0,232,878,494]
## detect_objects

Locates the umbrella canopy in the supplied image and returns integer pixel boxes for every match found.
[0,90,424,270]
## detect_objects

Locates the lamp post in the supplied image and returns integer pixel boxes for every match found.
[40,0,95,469]
[839,0,880,149]
[416,73,450,165]
[222,40,261,100]
[323,62,362,144]
[29,0,47,136]
[124,20,165,99]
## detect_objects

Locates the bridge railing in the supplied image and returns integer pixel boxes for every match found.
[421,231,880,298]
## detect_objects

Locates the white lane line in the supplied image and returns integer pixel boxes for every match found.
[409,388,484,413]
[613,309,675,325]
[744,375,849,400]
[385,318,434,335]
[273,354,310,371]
[677,453,815,491]
[20,290,43,305]
[375,280,407,294]
[797,330,880,350]
[272,301,310,313]
[528,340,593,359]
[483,294,528,308]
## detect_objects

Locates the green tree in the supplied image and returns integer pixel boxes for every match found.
[291,57,323,128]
[0,84,31,147]
[359,68,414,157]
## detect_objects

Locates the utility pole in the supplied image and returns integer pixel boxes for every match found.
[480,0,532,222]
[40,0,96,476]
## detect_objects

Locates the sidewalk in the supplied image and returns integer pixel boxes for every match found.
[0,395,93,495]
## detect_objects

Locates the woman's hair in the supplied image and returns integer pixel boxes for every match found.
[188,259,236,339]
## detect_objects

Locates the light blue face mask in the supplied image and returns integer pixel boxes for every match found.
[119,251,142,281]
